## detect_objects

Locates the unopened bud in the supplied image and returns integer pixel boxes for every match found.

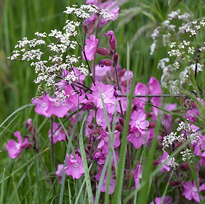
[119,118,124,127]
[88,124,94,129]
[96,48,110,56]
[104,59,112,66]
[148,122,156,128]
[169,181,180,186]
[115,124,123,132]
[153,160,159,165]
[113,53,118,65]
[109,37,116,51]
[180,162,190,170]
[118,69,126,77]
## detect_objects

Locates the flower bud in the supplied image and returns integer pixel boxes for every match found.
[117,68,126,77]
[96,48,110,56]
[113,53,118,65]
[148,122,156,128]
[115,124,123,132]
[119,118,124,127]
[153,160,159,165]
[169,181,180,186]
[109,37,116,51]
[88,124,94,129]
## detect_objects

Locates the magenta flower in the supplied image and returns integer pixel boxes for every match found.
[127,127,147,149]
[56,164,65,184]
[183,181,205,202]
[48,122,67,144]
[95,169,116,194]
[64,154,84,179]
[133,82,148,110]
[150,196,172,204]
[82,34,98,61]
[97,131,120,153]
[32,94,51,117]
[89,82,118,114]
[158,151,172,172]
[129,110,149,131]
[7,131,30,159]
[134,164,143,188]
[45,95,72,118]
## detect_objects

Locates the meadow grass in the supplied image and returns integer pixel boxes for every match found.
[1,0,205,203]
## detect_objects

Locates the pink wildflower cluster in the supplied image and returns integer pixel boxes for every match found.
[6,1,205,203]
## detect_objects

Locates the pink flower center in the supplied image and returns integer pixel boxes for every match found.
[101,94,105,98]
[70,90,75,95]
[104,136,110,142]
[193,187,197,192]
[55,102,60,107]
[16,144,21,150]
[74,163,78,168]
[42,102,47,107]
[135,132,140,137]
[136,120,140,125]
[97,119,101,125]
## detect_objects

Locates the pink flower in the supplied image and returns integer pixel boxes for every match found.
[150,196,172,204]
[64,154,84,179]
[32,94,72,118]
[95,64,112,81]
[183,181,205,202]
[82,34,98,61]
[133,82,148,110]
[129,110,149,131]
[88,82,118,114]
[97,131,120,153]
[158,151,172,172]
[95,168,116,194]
[134,164,143,188]
[86,1,120,27]
[45,95,72,118]
[127,127,147,149]
[32,94,51,117]
[48,122,67,144]
[7,131,30,159]
[56,164,65,184]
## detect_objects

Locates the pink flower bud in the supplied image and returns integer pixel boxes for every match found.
[119,118,124,127]
[117,69,126,77]
[104,59,112,66]
[109,37,116,51]
[148,122,156,128]
[115,124,123,132]
[113,53,118,65]
[96,48,110,56]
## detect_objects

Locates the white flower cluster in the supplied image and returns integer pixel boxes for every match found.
[162,121,201,163]
[64,4,114,20]
[180,149,193,162]
[8,5,112,100]
[151,9,205,94]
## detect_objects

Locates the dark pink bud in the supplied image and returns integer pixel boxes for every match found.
[88,124,94,129]
[153,160,159,165]
[104,59,112,66]
[113,53,118,64]
[96,48,110,56]
[115,124,123,132]
[147,112,152,118]
[118,69,126,77]
[169,181,180,186]
[119,118,124,127]
[180,162,190,170]
[148,122,156,128]
[109,37,116,51]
